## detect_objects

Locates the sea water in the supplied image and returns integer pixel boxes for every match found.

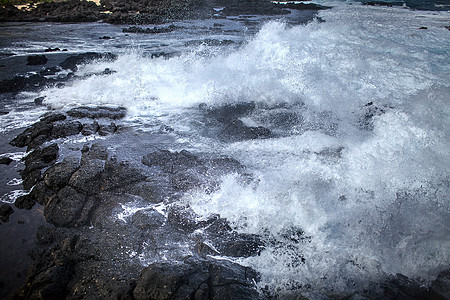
[1,1,449,296]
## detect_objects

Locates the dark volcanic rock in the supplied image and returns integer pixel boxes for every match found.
[219,119,274,142]
[0,156,13,165]
[23,143,59,176]
[44,186,87,227]
[15,193,36,210]
[51,120,83,139]
[133,259,259,300]
[123,24,180,34]
[43,158,80,190]
[10,112,66,148]
[81,121,100,135]
[27,55,48,66]
[34,96,45,106]
[0,204,14,223]
[67,106,126,119]
[59,52,117,71]
[98,122,117,136]
[203,102,256,124]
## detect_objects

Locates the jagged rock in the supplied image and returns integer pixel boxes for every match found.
[21,169,42,191]
[67,106,126,119]
[69,159,105,195]
[133,259,259,300]
[98,122,117,136]
[81,121,100,135]
[22,143,59,177]
[43,158,80,190]
[50,120,82,139]
[15,194,36,210]
[0,204,14,223]
[44,186,87,227]
[27,55,48,65]
[428,269,450,299]
[142,149,201,173]
[81,143,108,163]
[29,181,56,206]
[131,209,165,231]
[10,113,66,148]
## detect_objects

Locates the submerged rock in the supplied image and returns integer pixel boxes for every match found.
[0,204,14,223]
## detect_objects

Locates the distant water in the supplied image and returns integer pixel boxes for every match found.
[1,1,449,297]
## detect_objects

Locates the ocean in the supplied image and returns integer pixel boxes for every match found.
[0,1,449,297]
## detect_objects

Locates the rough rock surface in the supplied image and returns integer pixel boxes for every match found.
[0,0,327,24]
[0,52,117,94]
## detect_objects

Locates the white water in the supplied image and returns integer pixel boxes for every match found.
[2,2,450,296]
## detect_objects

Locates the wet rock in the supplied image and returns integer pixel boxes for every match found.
[142,149,201,173]
[15,194,36,210]
[43,158,80,190]
[44,186,87,227]
[133,259,259,300]
[67,105,126,119]
[131,209,165,231]
[428,269,450,299]
[40,66,61,76]
[10,112,66,148]
[29,181,56,206]
[81,121,100,135]
[358,101,391,130]
[123,24,180,34]
[219,119,274,142]
[23,143,59,177]
[69,159,106,195]
[50,120,82,139]
[98,122,117,136]
[0,156,13,165]
[0,204,14,223]
[59,52,117,71]
[203,102,256,124]
[36,224,57,245]
[67,260,138,299]
[21,169,42,191]
[81,143,108,163]
[44,47,61,52]
[34,96,45,106]
[27,55,48,65]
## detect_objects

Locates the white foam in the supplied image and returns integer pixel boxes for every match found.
[3,2,448,295]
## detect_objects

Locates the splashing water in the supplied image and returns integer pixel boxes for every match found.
[2,2,449,296]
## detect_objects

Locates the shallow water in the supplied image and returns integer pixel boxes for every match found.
[0,2,449,297]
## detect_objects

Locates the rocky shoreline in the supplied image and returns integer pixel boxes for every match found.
[0,3,449,298]
[0,0,327,24]
[3,101,450,300]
